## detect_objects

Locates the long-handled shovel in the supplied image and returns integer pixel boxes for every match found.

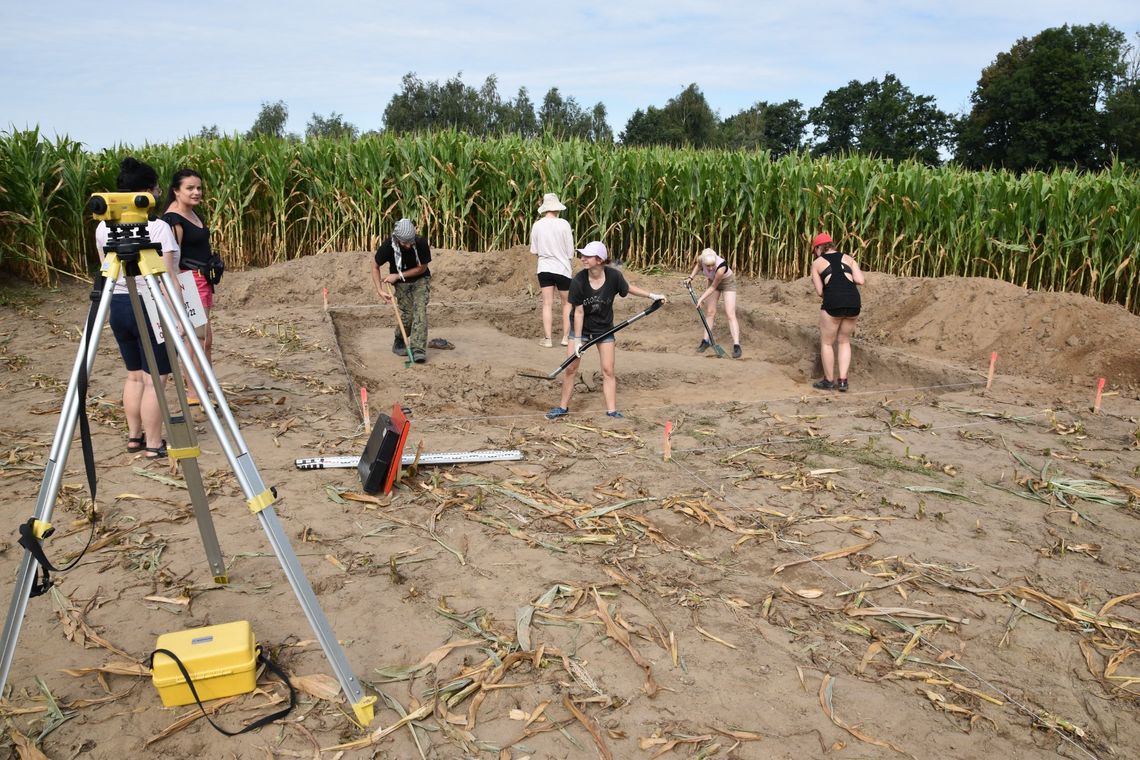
[520,298,665,380]
[684,280,726,358]
[385,283,413,369]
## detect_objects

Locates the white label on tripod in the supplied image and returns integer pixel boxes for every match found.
[137,285,167,343]
[137,274,207,344]
[178,271,208,329]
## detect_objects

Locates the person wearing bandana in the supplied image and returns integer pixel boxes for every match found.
[371,218,433,363]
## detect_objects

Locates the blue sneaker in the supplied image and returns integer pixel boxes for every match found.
[606,410,624,418]
[546,407,569,420]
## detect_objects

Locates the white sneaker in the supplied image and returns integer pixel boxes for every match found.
[538,338,553,348]
[560,336,569,346]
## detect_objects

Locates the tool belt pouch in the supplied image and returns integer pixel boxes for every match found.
[202,254,225,286]
[150,621,295,736]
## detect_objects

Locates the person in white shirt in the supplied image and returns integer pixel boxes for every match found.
[94,157,181,459]
[529,193,576,348]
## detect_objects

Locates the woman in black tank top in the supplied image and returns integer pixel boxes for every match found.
[163,169,215,406]
[810,233,865,392]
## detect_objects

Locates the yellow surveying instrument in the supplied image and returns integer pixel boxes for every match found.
[0,193,376,727]
[87,190,156,223]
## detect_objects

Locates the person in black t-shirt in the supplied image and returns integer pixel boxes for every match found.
[371,218,432,363]
[546,241,665,420]
[163,169,215,406]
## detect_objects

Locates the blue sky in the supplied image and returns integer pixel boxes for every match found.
[2,1,1138,150]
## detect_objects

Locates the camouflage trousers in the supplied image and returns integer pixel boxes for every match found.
[392,277,430,351]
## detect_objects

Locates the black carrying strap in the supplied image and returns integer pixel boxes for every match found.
[17,520,64,597]
[18,507,98,599]
[77,279,100,506]
[149,645,296,736]
[18,282,103,598]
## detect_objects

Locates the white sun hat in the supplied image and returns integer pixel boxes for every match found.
[537,193,567,214]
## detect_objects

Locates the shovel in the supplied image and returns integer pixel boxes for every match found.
[520,298,665,380]
[385,282,413,368]
[684,280,726,358]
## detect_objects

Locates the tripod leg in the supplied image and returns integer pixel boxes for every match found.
[127,277,228,584]
[147,272,375,726]
[0,276,115,693]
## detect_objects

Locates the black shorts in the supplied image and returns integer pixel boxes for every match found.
[824,306,860,318]
[110,294,172,375]
[537,272,571,291]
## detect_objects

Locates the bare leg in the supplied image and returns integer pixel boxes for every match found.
[723,291,740,345]
[123,370,146,439]
[836,317,858,379]
[202,316,213,364]
[540,286,554,341]
[598,341,617,412]
[818,311,841,382]
[185,309,211,402]
[559,290,571,342]
[705,290,720,339]
[139,372,168,447]
[558,340,579,409]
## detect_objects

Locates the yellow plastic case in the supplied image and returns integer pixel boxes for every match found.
[151,621,258,707]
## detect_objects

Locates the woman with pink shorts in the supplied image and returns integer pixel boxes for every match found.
[163,169,217,406]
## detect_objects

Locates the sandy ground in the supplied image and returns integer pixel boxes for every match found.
[0,247,1138,759]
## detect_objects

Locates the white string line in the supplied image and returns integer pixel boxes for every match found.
[320,307,363,415]
[667,448,1102,760]
[664,409,1053,457]
[411,379,989,425]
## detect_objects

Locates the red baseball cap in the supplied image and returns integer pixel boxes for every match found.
[812,233,833,248]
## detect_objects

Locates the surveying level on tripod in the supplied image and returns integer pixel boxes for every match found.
[90,191,167,284]
[0,169,377,729]
[87,190,156,223]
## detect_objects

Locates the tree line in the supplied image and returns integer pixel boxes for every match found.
[209,23,1139,173]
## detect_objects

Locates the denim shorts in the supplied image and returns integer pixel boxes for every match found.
[570,330,615,345]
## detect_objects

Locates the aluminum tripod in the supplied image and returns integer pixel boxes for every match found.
[0,223,375,727]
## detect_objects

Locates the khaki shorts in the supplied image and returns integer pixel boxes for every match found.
[715,272,737,293]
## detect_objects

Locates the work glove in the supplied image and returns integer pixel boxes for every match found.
[650,293,667,303]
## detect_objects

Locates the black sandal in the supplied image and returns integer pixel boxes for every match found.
[126,434,146,453]
[144,441,168,459]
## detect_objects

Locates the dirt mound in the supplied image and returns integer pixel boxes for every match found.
[228,249,1140,389]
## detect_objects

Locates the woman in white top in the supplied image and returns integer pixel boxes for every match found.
[529,193,575,348]
[94,157,181,459]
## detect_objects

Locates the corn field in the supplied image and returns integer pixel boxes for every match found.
[1,127,1137,312]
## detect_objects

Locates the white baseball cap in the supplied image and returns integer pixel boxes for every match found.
[576,241,608,261]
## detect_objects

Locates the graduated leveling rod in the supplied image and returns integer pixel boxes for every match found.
[296,450,523,470]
